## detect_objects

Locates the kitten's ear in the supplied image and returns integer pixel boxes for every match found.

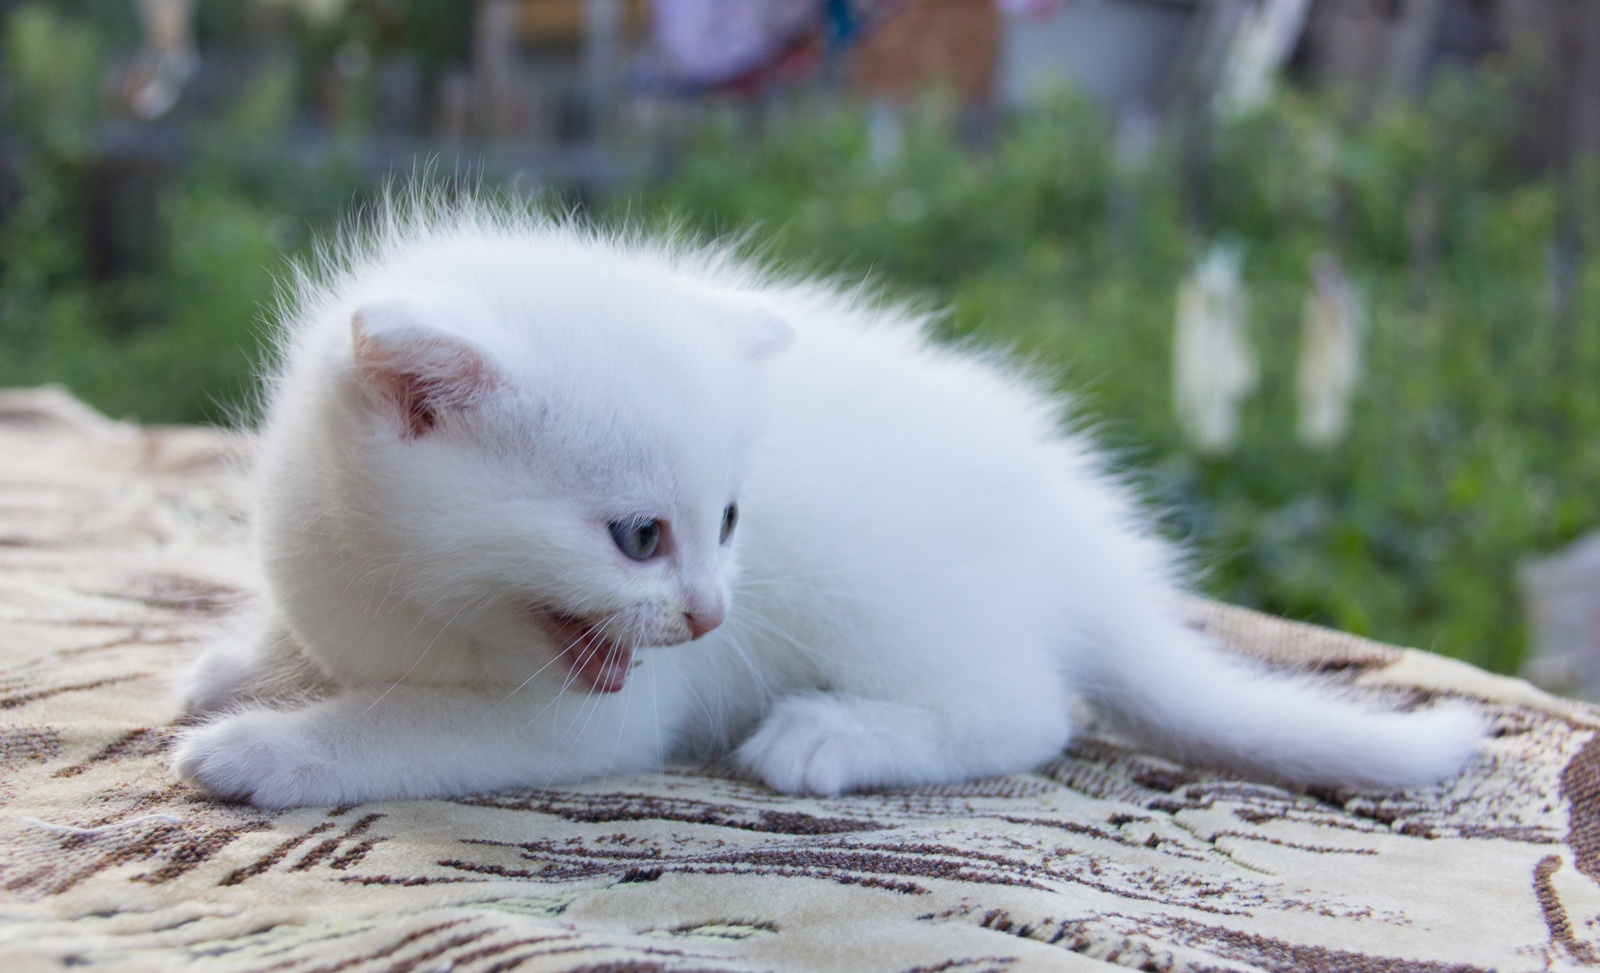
[350,303,500,439]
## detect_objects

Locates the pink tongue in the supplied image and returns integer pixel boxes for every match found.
[562,641,633,693]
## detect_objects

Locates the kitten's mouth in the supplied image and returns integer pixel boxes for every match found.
[537,610,633,694]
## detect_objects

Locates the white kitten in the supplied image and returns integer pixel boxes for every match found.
[172,200,1483,809]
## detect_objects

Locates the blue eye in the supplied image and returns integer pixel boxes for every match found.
[720,503,738,544]
[609,518,661,561]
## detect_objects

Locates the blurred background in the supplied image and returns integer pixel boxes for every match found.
[1,0,1598,687]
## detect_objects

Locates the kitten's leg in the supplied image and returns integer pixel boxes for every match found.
[732,661,1072,796]
[173,661,691,808]
[178,615,335,717]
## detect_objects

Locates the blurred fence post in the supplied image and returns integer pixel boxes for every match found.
[1383,0,1444,97]
[1166,0,1252,230]
[1552,0,1600,338]
[585,0,622,140]
[475,0,523,139]
[1522,532,1600,701]
[1215,0,1312,115]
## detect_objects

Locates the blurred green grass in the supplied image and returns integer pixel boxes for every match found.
[3,5,1597,674]
[617,85,1600,676]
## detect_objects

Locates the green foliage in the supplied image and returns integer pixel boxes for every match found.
[618,87,1600,674]
[0,2,1591,672]
[0,5,368,425]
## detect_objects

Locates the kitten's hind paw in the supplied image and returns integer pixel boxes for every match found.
[173,710,343,809]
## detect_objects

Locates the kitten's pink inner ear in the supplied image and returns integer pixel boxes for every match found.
[350,305,499,439]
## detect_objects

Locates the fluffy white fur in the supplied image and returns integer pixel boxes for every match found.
[172,201,1484,809]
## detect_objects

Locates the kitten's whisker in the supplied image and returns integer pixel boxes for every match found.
[725,608,825,662]
[514,626,600,733]
[359,593,479,716]
[536,676,607,797]
[548,614,630,781]
[721,630,772,701]
[649,654,664,773]
[603,663,635,783]
[514,612,630,794]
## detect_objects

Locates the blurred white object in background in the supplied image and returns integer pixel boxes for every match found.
[652,0,818,84]
[1216,0,1312,115]
[1173,243,1257,454]
[1521,532,1600,701]
[1296,253,1365,447]
[127,0,198,120]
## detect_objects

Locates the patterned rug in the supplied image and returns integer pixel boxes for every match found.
[0,385,1594,972]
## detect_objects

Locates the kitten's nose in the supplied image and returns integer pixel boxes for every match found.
[685,609,723,639]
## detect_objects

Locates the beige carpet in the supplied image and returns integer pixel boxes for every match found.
[0,385,1594,972]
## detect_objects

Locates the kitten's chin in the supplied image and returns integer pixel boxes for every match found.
[535,610,636,694]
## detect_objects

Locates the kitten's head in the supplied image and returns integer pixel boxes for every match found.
[320,245,792,692]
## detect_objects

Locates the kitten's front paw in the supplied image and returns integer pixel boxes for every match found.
[733,693,907,796]
[174,710,342,809]
[176,645,255,718]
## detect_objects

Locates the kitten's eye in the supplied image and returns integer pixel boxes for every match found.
[609,518,661,561]
[720,503,738,545]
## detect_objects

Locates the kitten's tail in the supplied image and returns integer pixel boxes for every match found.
[1078,610,1485,789]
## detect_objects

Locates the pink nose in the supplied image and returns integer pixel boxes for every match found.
[685,609,723,640]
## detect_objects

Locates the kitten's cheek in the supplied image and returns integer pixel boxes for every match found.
[173,713,342,809]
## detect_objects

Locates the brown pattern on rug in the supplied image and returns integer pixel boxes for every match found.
[1,387,1596,972]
